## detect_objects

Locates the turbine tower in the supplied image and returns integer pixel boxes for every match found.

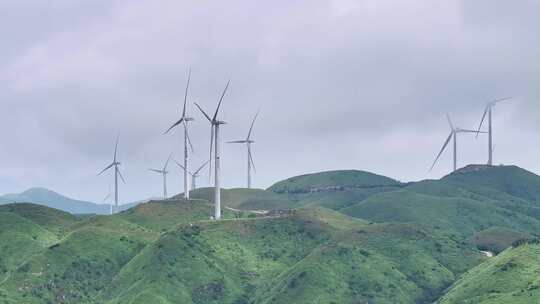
[98,136,126,214]
[175,160,209,190]
[148,153,173,199]
[476,97,512,166]
[430,115,486,172]
[228,110,259,188]
[165,68,194,200]
[194,80,230,220]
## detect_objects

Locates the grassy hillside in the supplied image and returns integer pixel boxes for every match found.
[94,209,483,304]
[0,203,485,304]
[438,242,540,304]
[341,189,540,238]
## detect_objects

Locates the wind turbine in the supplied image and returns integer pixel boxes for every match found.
[98,136,126,214]
[148,153,173,199]
[228,110,259,188]
[175,160,209,190]
[164,68,194,200]
[475,97,512,166]
[430,114,486,172]
[194,80,230,220]
[102,185,112,215]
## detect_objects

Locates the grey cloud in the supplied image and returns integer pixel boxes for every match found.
[0,0,538,202]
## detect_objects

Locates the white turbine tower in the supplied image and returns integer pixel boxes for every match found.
[148,153,173,199]
[175,160,209,190]
[430,114,486,172]
[98,136,126,214]
[165,68,194,200]
[194,80,230,220]
[228,110,259,188]
[475,97,512,166]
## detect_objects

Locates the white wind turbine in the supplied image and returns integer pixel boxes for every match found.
[148,153,173,199]
[430,114,486,172]
[175,160,209,190]
[228,110,259,188]
[98,136,126,214]
[194,80,230,220]
[475,97,512,166]
[164,68,194,200]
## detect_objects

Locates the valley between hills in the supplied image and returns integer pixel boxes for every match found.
[1,164,540,304]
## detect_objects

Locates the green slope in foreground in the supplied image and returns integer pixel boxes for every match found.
[0,203,484,304]
[438,242,540,304]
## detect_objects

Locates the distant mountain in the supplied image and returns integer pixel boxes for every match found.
[0,187,140,215]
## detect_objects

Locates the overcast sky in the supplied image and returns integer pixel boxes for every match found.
[1,0,539,203]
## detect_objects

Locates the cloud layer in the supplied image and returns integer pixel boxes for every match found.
[1,0,539,202]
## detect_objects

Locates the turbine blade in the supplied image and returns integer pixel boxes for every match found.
[182,67,191,117]
[184,120,194,152]
[174,160,186,171]
[430,131,453,171]
[194,160,210,175]
[227,140,247,144]
[164,118,184,135]
[117,167,126,184]
[163,152,173,171]
[114,135,120,162]
[247,110,259,140]
[98,163,115,175]
[213,79,230,121]
[476,107,488,138]
[194,102,212,122]
[446,114,454,130]
[249,150,256,173]
[492,96,512,105]
[149,168,163,174]
[102,193,111,203]
[460,129,484,133]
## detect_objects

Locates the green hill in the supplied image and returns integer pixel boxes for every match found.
[438,241,540,304]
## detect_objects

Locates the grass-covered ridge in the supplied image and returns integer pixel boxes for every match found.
[268,170,402,193]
